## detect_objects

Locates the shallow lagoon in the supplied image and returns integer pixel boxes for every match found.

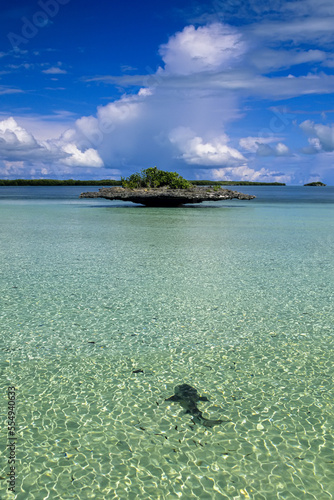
[1,186,333,499]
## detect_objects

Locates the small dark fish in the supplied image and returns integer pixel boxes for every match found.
[132,369,144,374]
[165,384,223,428]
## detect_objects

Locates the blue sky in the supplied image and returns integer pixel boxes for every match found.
[1,0,334,184]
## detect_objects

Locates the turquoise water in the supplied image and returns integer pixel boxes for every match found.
[0,186,333,499]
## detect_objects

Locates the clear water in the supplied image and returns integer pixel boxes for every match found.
[0,186,333,499]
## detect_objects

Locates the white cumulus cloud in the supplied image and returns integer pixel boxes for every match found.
[239,136,290,156]
[197,166,291,184]
[239,136,281,152]
[159,23,246,75]
[256,142,290,157]
[61,143,104,167]
[0,117,38,148]
[300,120,334,152]
[0,117,103,168]
[169,127,245,166]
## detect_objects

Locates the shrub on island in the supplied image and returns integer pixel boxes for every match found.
[121,167,192,190]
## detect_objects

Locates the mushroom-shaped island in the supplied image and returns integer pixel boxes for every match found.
[80,167,256,207]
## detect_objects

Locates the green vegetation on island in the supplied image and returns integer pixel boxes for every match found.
[121,167,192,189]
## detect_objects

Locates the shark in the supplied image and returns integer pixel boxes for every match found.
[165,384,223,428]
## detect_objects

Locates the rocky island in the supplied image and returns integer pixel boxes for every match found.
[80,185,255,206]
[79,167,255,207]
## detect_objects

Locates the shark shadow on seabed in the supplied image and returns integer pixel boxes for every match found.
[165,384,223,428]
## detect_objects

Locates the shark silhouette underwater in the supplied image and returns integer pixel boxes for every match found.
[165,384,223,428]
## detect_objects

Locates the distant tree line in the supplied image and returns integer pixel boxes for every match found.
[0,179,122,186]
[191,180,286,186]
[0,175,286,187]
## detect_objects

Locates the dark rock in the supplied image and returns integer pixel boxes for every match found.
[79,186,256,207]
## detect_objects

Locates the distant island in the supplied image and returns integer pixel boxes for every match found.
[304,181,326,186]
[79,167,256,207]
